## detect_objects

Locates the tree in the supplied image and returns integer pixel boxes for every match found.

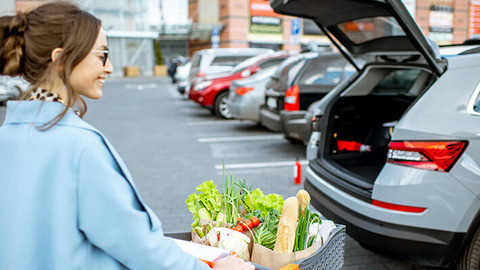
[154,40,164,66]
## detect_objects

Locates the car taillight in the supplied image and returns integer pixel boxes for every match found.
[387,141,468,172]
[372,199,427,213]
[235,87,254,96]
[197,71,206,77]
[284,85,299,111]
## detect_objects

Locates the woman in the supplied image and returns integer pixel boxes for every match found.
[0,2,253,270]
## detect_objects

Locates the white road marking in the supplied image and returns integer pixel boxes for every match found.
[125,83,157,90]
[198,135,284,143]
[187,120,250,126]
[215,160,309,170]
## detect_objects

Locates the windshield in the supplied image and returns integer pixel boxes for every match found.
[338,16,405,45]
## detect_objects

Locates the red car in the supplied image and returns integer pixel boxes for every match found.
[189,52,291,118]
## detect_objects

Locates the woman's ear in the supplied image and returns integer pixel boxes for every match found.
[51,48,63,63]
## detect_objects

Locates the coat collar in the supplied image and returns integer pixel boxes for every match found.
[4,100,96,132]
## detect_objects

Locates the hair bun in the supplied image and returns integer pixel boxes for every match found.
[2,12,27,76]
[10,12,28,35]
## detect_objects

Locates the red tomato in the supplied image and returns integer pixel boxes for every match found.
[232,225,244,233]
[251,216,260,227]
[242,220,253,230]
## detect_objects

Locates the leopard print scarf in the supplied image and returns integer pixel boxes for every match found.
[28,88,65,104]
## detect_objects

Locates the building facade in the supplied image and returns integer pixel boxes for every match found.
[188,0,476,57]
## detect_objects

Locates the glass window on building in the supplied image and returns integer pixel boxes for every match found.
[249,42,282,51]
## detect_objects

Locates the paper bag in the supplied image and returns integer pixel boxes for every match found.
[250,243,317,270]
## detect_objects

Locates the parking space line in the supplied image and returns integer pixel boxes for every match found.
[198,135,284,143]
[187,120,250,126]
[215,160,309,170]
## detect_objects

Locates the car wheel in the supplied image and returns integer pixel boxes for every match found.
[457,226,480,269]
[214,91,232,119]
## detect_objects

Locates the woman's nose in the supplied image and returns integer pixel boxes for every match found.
[104,58,114,74]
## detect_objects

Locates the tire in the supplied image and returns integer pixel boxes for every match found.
[457,226,480,270]
[214,91,232,119]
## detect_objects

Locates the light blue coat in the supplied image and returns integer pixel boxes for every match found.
[0,101,209,270]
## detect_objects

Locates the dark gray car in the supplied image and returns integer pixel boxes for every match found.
[259,52,353,143]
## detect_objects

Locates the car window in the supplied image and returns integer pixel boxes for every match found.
[474,97,480,113]
[371,69,423,95]
[210,56,252,67]
[259,58,286,70]
[297,57,346,86]
[470,85,480,114]
[338,16,405,45]
[272,55,302,79]
[287,60,305,85]
[231,56,263,73]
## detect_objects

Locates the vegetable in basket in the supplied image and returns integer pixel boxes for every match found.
[253,209,280,250]
[243,188,284,218]
[294,190,321,252]
[185,180,221,227]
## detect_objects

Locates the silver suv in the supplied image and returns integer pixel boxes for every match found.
[271,0,480,268]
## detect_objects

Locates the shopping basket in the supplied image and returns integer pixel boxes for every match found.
[165,224,345,270]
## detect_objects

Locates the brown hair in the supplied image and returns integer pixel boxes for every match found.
[0,1,102,129]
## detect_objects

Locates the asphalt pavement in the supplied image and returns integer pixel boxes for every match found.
[0,76,428,270]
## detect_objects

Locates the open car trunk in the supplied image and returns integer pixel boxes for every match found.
[313,65,435,202]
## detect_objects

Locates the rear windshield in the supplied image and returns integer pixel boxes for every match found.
[371,69,423,95]
[297,57,347,86]
[338,16,405,45]
[210,56,252,67]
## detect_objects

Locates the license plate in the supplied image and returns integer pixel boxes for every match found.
[267,97,277,109]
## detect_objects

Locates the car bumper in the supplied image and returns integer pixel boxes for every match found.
[305,163,480,267]
[188,89,212,106]
[259,105,281,132]
[280,110,312,143]
[227,94,262,122]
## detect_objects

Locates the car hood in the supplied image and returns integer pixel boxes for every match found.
[270,0,446,76]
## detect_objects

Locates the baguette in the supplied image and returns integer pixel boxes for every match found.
[296,190,311,215]
[273,197,299,253]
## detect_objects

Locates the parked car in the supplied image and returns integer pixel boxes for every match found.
[189,51,290,118]
[259,52,352,142]
[175,61,191,95]
[227,64,283,123]
[272,0,480,268]
[188,48,273,87]
[0,76,28,105]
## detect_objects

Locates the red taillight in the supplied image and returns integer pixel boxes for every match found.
[284,85,299,111]
[197,71,206,77]
[372,200,427,213]
[235,87,254,96]
[387,141,468,172]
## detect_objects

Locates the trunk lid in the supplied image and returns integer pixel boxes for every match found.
[270,0,446,76]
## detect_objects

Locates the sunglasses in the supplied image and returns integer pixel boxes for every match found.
[91,48,109,66]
